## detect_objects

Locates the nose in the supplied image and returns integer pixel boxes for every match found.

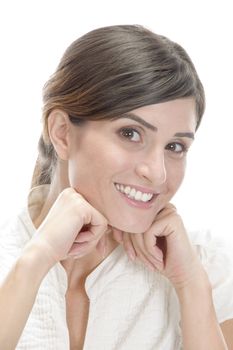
[135,150,167,186]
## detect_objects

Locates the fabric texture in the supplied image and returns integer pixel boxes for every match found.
[0,185,233,349]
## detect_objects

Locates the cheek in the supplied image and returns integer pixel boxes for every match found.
[68,155,92,189]
[167,162,186,193]
[67,150,124,192]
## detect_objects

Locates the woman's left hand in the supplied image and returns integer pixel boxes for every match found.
[112,204,205,291]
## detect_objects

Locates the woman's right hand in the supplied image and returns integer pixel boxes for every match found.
[29,187,108,266]
[0,187,108,350]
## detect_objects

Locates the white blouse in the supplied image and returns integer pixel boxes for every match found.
[0,185,233,349]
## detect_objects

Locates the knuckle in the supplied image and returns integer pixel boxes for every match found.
[61,187,74,196]
[101,217,108,227]
[167,202,177,210]
[59,188,78,204]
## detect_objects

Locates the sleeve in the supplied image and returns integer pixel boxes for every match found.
[0,219,20,282]
[192,230,233,324]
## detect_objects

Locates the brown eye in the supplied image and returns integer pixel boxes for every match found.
[119,128,141,142]
[166,142,187,154]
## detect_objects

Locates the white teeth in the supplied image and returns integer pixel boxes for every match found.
[124,186,131,194]
[115,183,154,203]
[142,193,153,202]
[129,188,136,198]
[135,191,142,200]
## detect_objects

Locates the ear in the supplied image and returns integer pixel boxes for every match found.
[47,109,71,160]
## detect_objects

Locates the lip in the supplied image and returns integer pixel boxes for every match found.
[114,182,159,209]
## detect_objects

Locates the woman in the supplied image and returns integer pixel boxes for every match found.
[0,25,232,349]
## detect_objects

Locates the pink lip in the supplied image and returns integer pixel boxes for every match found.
[117,190,158,209]
[114,183,159,209]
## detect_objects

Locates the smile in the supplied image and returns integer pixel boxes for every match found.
[114,183,154,202]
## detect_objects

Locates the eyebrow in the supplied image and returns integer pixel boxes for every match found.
[111,113,158,131]
[111,113,195,139]
[174,132,195,139]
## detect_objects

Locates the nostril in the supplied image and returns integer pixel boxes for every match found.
[135,161,167,185]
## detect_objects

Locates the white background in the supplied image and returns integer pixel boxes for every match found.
[0,0,232,247]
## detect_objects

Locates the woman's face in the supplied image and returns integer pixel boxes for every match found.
[67,98,197,233]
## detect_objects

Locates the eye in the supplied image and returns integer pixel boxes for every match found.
[165,142,188,155]
[119,128,141,142]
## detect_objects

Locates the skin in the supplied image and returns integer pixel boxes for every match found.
[34,97,197,276]
[49,98,196,233]
[0,97,232,349]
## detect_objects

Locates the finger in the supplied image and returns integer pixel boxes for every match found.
[135,252,157,271]
[125,233,155,271]
[96,234,107,258]
[68,240,95,257]
[112,228,123,243]
[74,230,95,243]
[130,233,160,271]
[130,235,157,271]
[122,232,136,261]
[83,205,108,239]
[143,231,164,264]
[156,203,177,220]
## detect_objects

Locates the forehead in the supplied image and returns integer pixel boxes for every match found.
[130,98,197,128]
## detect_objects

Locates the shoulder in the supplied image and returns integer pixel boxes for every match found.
[189,229,232,280]
[189,229,233,323]
[0,207,33,246]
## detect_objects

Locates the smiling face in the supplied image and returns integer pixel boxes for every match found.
[65,98,197,233]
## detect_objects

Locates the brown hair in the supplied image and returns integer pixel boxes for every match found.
[31,25,205,187]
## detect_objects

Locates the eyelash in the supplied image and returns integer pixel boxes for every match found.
[119,127,188,154]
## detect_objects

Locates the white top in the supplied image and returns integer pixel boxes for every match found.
[1,185,233,349]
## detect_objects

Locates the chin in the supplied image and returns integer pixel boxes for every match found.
[110,217,153,234]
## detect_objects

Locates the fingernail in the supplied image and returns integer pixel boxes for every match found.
[128,251,136,261]
[153,248,163,262]
[102,244,107,259]
[155,255,163,263]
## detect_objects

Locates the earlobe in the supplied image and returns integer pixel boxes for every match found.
[48,109,70,160]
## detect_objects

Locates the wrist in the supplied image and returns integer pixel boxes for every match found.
[175,267,212,303]
[176,266,228,350]
[19,240,56,283]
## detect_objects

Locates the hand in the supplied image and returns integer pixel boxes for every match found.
[29,188,108,265]
[113,204,204,290]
